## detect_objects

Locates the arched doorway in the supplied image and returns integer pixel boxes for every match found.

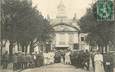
[51,23,80,51]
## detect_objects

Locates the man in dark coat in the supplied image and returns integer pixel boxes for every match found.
[54,51,61,63]
[84,50,90,70]
[25,54,31,68]
[36,52,44,67]
[17,53,21,69]
[12,53,18,70]
[22,53,26,69]
[17,52,25,69]
[2,51,9,69]
[78,50,84,68]
[103,53,113,72]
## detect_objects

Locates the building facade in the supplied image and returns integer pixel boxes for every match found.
[49,0,89,51]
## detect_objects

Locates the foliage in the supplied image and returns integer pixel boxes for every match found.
[1,0,53,54]
[79,2,115,51]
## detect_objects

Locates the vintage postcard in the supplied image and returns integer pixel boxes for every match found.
[0,0,115,72]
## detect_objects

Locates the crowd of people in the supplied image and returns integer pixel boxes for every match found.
[1,49,114,72]
[1,51,44,71]
[0,49,90,71]
[0,50,72,71]
[43,50,72,65]
[70,49,113,72]
[70,50,90,70]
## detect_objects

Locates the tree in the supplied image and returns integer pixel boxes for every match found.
[79,2,115,53]
[1,0,53,56]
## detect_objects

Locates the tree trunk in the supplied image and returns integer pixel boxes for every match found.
[105,45,108,53]
[30,41,34,54]
[102,47,104,54]
[22,46,25,52]
[30,47,34,54]
[25,45,28,54]
[0,40,7,65]
[17,42,20,51]
[9,44,13,55]
[98,45,104,54]
[9,41,14,62]
[0,44,3,65]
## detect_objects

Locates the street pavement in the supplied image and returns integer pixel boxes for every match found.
[22,63,90,72]
[0,63,115,72]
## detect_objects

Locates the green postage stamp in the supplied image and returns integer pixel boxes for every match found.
[97,0,114,21]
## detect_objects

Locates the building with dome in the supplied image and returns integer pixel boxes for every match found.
[48,0,89,51]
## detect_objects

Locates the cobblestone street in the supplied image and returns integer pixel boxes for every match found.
[22,63,90,72]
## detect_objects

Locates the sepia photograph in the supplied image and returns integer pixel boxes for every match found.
[0,0,115,72]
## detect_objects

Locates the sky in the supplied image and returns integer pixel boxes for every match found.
[32,0,94,19]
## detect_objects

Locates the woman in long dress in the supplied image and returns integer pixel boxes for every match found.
[65,51,71,64]
[50,51,55,64]
[43,52,48,65]
[94,51,105,72]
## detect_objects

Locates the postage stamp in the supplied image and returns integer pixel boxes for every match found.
[97,0,114,21]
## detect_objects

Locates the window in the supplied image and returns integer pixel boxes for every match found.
[74,43,79,49]
[81,37,85,41]
[59,33,66,45]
